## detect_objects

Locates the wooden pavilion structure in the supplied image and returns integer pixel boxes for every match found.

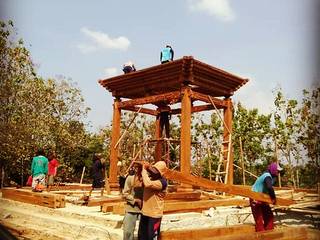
[99,56,248,190]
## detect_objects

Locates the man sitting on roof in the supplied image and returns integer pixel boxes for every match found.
[123,61,136,74]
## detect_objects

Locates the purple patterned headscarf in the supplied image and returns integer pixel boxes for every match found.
[267,162,282,176]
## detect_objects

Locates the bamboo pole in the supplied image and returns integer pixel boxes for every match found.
[239,137,246,185]
[80,166,85,184]
[274,139,282,187]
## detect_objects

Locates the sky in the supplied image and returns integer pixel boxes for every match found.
[1,0,318,132]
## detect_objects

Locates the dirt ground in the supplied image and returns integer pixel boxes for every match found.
[0,192,319,240]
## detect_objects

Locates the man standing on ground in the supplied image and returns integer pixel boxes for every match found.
[31,148,48,192]
[138,161,167,240]
[122,164,143,240]
[250,162,282,232]
[89,153,106,197]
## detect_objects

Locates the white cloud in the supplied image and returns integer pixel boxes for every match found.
[103,67,118,78]
[233,75,275,115]
[188,0,235,22]
[78,27,130,53]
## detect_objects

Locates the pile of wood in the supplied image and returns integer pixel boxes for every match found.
[1,188,65,208]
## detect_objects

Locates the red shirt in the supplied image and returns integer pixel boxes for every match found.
[48,159,59,176]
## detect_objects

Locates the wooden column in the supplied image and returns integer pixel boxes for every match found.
[155,112,162,162]
[224,97,233,184]
[180,87,192,175]
[109,98,121,190]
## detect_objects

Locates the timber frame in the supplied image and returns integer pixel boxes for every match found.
[99,56,248,189]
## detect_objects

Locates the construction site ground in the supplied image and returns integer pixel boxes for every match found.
[1,188,319,240]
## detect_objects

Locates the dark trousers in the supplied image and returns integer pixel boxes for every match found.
[250,199,274,232]
[138,214,162,240]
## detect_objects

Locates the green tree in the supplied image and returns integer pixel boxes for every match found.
[272,88,302,187]
[297,86,320,186]
[233,103,272,185]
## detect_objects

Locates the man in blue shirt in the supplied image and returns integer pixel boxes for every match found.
[250,162,282,232]
[160,45,174,64]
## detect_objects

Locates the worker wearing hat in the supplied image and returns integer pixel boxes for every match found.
[250,162,283,232]
[137,160,167,240]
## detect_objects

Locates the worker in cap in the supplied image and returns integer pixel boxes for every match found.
[160,45,174,64]
[123,61,136,74]
[137,161,167,240]
[250,162,283,232]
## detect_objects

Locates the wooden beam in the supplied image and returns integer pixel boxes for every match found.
[171,104,215,115]
[190,90,227,108]
[208,227,318,240]
[118,91,181,108]
[154,110,162,162]
[86,196,123,207]
[101,198,249,214]
[164,192,202,201]
[163,169,294,206]
[48,184,92,191]
[160,224,255,240]
[109,98,121,189]
[2,188,65,208]
[121,106,158,116]
[180,87,191,175]
[224,98,233,184]
[164,198,249,213]
[273,186,318,194]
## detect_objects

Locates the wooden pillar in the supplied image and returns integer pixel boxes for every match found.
[224,97,233,184]
[109,98,121,190]
[155,112,162,162]
[180,87,192,174]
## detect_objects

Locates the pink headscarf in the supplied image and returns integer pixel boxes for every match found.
[267,162,282,176]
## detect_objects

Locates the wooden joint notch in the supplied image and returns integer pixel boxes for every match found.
[190,91,227,109]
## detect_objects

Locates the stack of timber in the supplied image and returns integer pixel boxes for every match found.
[1,188,65,208]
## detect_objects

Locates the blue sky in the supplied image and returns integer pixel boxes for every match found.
[1,0,317,132]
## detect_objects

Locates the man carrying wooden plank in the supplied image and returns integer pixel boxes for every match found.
[250,162,283,232]
[137,161,167,240]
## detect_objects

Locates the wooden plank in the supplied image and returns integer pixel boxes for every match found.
[2,188,65,208]
[274,186,318,194]
[208,227,318,240]
[118,91,181,108]
[163,169,294,206]
[122,106,158,116]
[101,198,248,215]
[190,90,226,108]
[163,198,249,213]
[170,104,215,115]
[165,192,202,200]
[48,184,92,191]
[86,196,123,207]
[161,226,319,240]
[160,224,255,240]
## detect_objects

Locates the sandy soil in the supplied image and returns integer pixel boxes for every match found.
[0,193,319,240]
